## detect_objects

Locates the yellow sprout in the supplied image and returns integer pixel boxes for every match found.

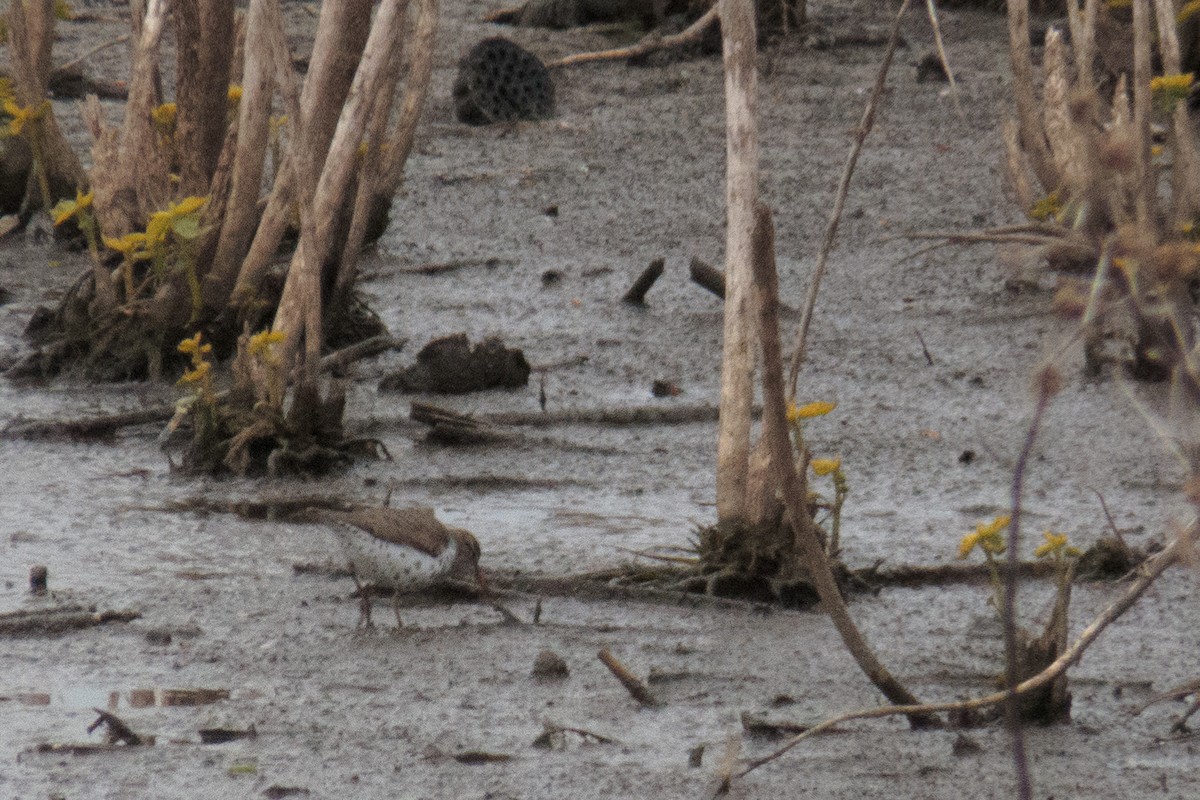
[53,0,76,20]
[227,84,243,103]
[52,189,94,226]
[178,332,212,357]
[1034,531,1081,560]
[787,401,837,422]
[1182,0,1200,24]
[151,102,177,130]
[1150,73,1193,114]
[811,458,842,477]
[957,514,1011,559]
[3,99,49,137]
[1029,191,1062,222]
[247,329,286,357]
[146,196,208,245]
[103,232,149,256]
[177,360,212,386]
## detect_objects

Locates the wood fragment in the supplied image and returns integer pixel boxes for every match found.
[740,711,828,738]
[622,258,665,305]
[198,725,258,744]
[597,648,661,708]
[0,605,141,636]
[318,334,406,373]
[546,5,719,69]
[689,257,725,299]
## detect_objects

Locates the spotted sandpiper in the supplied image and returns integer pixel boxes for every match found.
[307,506,486,628]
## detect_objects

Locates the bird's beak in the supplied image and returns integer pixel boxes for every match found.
[475,566,489,593]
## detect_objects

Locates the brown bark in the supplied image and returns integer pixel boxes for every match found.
[173,0,236,196]
[4,0,85,201]
[380,0,438,197]
[234,0,374,302]
[274,0,411,368]
[715,0,760,524]
[204,0,275,310]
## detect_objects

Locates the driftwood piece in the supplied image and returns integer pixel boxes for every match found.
[597,648,661,707]
[689,256,725,299]
[0,605,141,636]
[319,334,406,373]
[622,257,665,305]
[546,4,719,69]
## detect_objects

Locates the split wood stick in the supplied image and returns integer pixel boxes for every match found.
[597,648,660,708]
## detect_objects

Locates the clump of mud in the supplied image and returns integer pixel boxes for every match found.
[380,333,531,394]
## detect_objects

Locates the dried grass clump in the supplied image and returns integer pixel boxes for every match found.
[1005,0,1199,383]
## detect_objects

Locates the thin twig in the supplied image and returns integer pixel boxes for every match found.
[1088,486,1130,549]
[915,330,934,365]
[734,517,1199,780]
[923,0,962,117]
[785,0,913,400]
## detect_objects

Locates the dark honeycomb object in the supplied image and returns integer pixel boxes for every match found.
[453,37,555,126]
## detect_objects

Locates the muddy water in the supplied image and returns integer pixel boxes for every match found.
[2,1,1200,798]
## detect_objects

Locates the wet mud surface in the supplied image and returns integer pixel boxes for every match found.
[2,1,1200,797]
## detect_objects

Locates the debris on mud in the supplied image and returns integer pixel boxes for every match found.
[0,605,141,636]
[87,709,150,746]
[453,38,555,125]
[531,722,617,750]
[198,725,258,744]
[531,649,571,680]
[380,333,530,394]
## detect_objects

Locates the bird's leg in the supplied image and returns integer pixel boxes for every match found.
[392,587,404,629]
[351,569,373,629]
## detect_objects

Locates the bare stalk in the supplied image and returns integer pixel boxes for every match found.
[1006,0,1059,192]
[714,0,760,522]
[204,0,275,310]
[1131,0,1154,224]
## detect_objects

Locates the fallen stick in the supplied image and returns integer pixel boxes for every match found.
[318,334,406,373]
[598,648,661,708]
[622,258,665,305]
[0,605,141,636]
[689,257,725,299]
[546,4,720,69]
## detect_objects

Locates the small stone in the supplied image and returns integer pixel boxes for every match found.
[531,649,570,680]
[29,564,48,595]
